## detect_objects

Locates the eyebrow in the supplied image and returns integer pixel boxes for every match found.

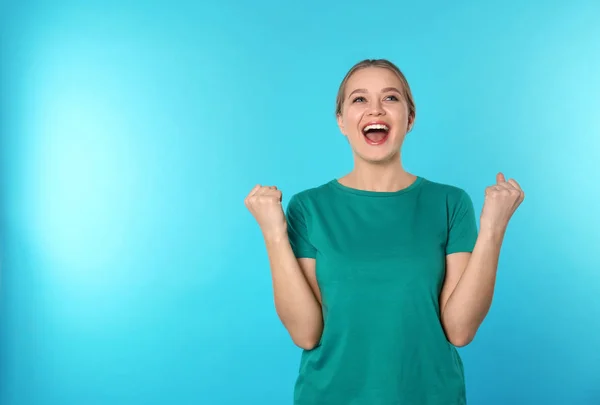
[347,87,402,99]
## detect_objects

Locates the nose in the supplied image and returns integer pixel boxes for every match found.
[367,100,385,116]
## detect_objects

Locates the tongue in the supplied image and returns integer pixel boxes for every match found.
[365,131,387,143]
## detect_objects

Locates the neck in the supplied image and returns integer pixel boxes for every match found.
[340,153,417,192]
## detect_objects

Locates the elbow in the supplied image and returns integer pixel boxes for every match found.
[294,338,320,351]
[448,331,475,347]
[278,309,323,350]
[441,315,477,347]
[292,333,321,350]
[290,325,322,350]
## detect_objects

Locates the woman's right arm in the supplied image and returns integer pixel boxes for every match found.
[245,184,323,350]
[264,235,322,350]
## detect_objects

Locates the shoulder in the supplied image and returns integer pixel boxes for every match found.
[284,181,333,222]
[287,181,335,208]
[419,178,476,217]
[420,177,473,201]
[285,182,334,230]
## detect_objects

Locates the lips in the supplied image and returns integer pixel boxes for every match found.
[361,121,390,145]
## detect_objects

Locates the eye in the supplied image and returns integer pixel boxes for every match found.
[352,96,366,103]
[384,95,399,101]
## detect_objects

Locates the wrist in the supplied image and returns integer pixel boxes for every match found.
[263,227,289,245]
[478,223,506,244]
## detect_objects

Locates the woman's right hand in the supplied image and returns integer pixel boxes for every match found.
[244,185,287,241]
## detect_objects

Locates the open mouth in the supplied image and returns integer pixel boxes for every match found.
[362,122,390,145]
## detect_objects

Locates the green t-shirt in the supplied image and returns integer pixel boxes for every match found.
[285,176,478,405]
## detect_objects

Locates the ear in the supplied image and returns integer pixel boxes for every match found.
[336,113,347,136]
[407,114,415,132]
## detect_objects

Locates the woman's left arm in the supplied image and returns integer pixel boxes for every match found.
[440,173,525,347]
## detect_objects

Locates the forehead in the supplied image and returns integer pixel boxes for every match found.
[345,67,402,92]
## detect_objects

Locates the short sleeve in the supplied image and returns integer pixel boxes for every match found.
[445,189,478,255]
[285,194,317,259]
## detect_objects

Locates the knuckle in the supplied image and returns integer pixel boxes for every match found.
[259,196,275,203]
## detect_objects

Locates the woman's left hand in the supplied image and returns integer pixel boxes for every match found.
[480,172,525,233]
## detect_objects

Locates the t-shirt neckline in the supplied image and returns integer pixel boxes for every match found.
[329,176,424,197]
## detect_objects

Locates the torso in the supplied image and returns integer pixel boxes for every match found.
[287,177,477,405]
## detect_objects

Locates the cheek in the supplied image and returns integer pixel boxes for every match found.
[343,109,363,132]
[390,110,409,128]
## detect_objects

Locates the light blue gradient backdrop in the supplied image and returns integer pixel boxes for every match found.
[1,1,599,404]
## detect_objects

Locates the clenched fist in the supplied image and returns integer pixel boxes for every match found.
[480,172,525,232]
[245,184,287,240]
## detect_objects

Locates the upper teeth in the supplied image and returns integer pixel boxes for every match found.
[364,124,389,132]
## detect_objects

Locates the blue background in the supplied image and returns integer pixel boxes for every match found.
[1,1,599,404]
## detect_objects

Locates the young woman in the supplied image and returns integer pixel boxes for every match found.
[244,59,525,405]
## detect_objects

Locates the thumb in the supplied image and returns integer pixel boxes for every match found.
[496,172,506,184]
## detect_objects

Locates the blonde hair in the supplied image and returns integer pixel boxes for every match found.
[335,59,416,125]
